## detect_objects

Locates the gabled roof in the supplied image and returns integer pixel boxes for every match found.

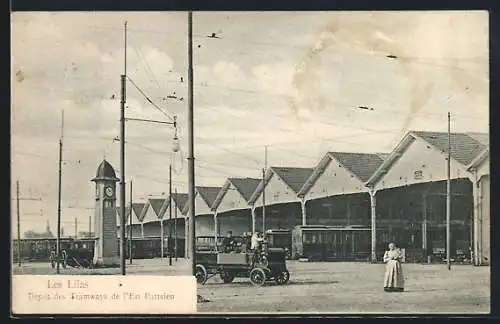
[171,192,189,214]
[140,198,166,222]
[329,152,386,183]
[149,198,166,216]
[412,131,488,166]
[197,186,222,207]
[182,186,222,214]
[249,167,314,204]
[212,178,261,211]
[297,152,387,197]
[466,132,489,147]
[131,203,146,222]
[366,130,489,186]
[229,178,261,202]
[272,167,315,193]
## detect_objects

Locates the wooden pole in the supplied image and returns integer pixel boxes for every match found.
[187,11,196,275]
[56,110,64,274]
[129,180,133,264]
[169,164,172,266]
[119,21,128,275]
[16,180,21,267]
[446,112,452,271]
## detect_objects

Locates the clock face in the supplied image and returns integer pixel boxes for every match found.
[105,187,114,197]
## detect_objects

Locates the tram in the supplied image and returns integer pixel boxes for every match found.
[12,236,187,262]
[291,225,371,261]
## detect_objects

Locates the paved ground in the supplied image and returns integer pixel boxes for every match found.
[12,259,490,314]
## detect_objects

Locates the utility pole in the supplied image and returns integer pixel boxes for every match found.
[88,215,91,238]
[168,164,173,266]
[262,146,268,232]
[56,109,64,274]
[119,21,128,276]
[187,11,196,276]
[174,188,178,261]
[74,217,77,239]
[13,184,42,266]
[16,181,21,267]
[446,112,452,271]
[129,180,133,264]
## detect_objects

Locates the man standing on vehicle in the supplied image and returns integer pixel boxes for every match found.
[222,230,235,253]
[251,232,265,265]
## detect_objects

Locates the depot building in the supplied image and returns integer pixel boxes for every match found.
[113,130,489,265]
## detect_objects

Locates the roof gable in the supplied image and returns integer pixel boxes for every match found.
[196,186,222,207]
[249,167,313,203]
[328,152,385,183]
[149,198,165,216]
[412,131,487,166]
[229,178,261,202]
[298,152,387,197]
[366,130,488,187]
[271,167,314,193]
[171,192,189,216]
[131,203,146,222]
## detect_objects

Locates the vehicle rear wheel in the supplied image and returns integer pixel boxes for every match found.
[275,269,290,285]
[250,268,266,287]
[50,253,56,269]
[195,264,208,285]
[61,251,67,269]
[220,270,235,283]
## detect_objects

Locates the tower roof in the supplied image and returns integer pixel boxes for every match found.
[92,160,119,182]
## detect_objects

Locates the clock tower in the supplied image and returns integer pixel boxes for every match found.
[91,159,119,267]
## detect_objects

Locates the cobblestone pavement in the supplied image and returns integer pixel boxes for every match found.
[12,259,490,314]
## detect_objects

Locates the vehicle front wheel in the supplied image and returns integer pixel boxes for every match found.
[220,270,235,283]
[250,267,266,287]
[275,269,290,285]
[195,264,208,285]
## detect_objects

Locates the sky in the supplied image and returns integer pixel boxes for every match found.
[11,11,489,236]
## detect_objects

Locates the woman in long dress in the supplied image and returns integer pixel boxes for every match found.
[383,242,405,292]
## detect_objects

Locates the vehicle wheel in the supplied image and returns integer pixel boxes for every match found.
[61,251,67,269]
[220,270,235,283]
[195,264,208,285]
[250,268,266,287]
[275,269,290,285]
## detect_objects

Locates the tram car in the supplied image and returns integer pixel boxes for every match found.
[13,236,187,263]
[291,225,371,261]
[265,229,292,259]
[196,236,222,252]
[195,239,290,287]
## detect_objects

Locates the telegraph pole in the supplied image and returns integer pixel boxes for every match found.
[119,21,128,275]
[169,164,173,266]
[56,110,64,274]
[187,11,196,276]
[13,183,41,266]
[446,112,452,271]
[16,181,21,267]
[88,215,91,238]
[129,180,133,264]
[262,146,268,232]
[174,188,178,261]
[74,217,77,239]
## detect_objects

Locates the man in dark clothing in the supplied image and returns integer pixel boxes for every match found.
[222,231,235,253]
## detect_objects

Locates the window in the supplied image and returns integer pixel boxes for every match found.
[104,200,114,208]
[414,170,423,180]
